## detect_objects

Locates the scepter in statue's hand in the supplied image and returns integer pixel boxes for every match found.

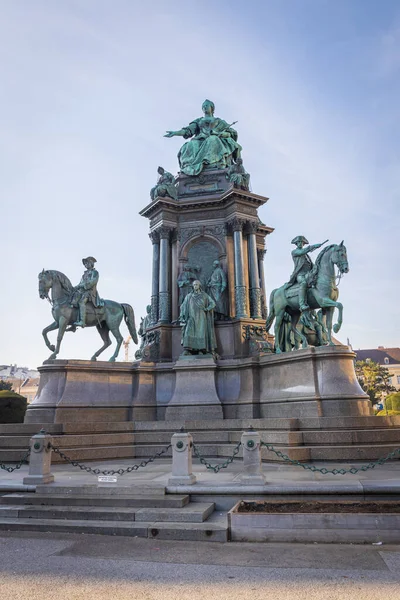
[210,120,238,137]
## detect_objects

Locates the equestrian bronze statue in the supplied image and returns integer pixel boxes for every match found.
[266,240,349,353]
[38,261,138,361]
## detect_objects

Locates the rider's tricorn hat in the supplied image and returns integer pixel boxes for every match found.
[291,235,308,245]
[82,256,97,265]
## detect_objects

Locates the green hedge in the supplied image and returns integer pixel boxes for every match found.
[0,390,27,423]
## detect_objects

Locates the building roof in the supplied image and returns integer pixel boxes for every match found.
[355,348,400,365]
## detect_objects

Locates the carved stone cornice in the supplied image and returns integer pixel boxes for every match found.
[178,224,226,245]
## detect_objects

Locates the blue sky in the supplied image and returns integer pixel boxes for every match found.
[1,0,399,367]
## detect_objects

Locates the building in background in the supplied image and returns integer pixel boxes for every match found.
[0,364,39,403]
[354,347,400,391]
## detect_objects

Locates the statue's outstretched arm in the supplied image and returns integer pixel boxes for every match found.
[164,129,186,138]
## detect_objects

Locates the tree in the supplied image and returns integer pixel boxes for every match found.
[0,380,13,391]
[355,360,396,405]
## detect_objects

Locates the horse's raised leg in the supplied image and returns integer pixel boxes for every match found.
[49,316,67,359]
[91,324,112,361]
[42,321,59,352]
[324,307,335,345]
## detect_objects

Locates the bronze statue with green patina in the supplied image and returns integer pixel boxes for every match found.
[71,256,104,328]
[150,166,177,201]
[179,280,217,356]
[227,158,250,190]
[207,260,228,320]
[266,239,349,353]
[287,236,329,311]
[38,261,138,362]
[164,99,242,176]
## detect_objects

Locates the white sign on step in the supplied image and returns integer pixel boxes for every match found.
[98,475,118,483]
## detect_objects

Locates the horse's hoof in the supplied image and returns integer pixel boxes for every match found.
[333,324,341,333]
[49,345,55,352]
[49,352,57,360]
[108,357,116,363]
[90,356,97,361]
[275,348,282,354]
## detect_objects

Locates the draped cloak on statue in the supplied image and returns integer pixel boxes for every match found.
[180,290,217,353]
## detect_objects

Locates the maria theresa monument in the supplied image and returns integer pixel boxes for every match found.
[27,99,372,433]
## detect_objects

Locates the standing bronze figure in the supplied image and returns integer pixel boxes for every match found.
[179,280,217,355]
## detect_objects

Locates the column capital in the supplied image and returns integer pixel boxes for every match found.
[149,230,160,244]
[257,248,267,261]
[158,226,175,240]
[246,220,259,234]
[227,217,247,232]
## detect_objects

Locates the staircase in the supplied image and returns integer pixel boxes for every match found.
[1,416,400,464]
[0,485,228,541]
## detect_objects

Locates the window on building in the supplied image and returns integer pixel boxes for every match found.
[384,357,389,365]
[397,375,400,385]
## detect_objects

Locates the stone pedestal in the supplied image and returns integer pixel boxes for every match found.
[165,356,223,421]
[24,360,136,424]
[259,345,372,418]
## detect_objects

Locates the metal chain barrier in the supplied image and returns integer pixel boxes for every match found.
[0,448,31,473]
[260,441,400,475]
[50,443,172,476]
[192,441,242,473]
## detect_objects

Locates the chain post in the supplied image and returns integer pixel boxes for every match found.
[168,431,196,486]
[23,429,54,485]
[241,429,266,485]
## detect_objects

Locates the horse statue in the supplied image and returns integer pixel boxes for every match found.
[265,242,349,353]
[38,270,138,361]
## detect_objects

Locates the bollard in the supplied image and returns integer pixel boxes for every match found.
[168,431,196,486]
[23,429,54,485]
[240,429,266,485]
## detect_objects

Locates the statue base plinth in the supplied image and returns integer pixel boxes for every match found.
[165,356,223,421]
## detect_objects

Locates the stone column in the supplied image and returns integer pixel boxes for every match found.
[248,222,262,319]
[229,218,248,318]
[149,230,160,325]
[158,226,172,324]
[257,248,267,319]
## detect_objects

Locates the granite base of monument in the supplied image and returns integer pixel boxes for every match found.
[165,356,223,421]
[24,346,372,426]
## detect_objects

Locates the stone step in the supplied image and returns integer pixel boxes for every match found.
[0,502,215,523]
[135,503,215,523]
[0,433,137,449]
[0,493,190,508]
[302,429,400,446]
[35,484,167,496]
[0,516,228,541]
[308,444,400,462]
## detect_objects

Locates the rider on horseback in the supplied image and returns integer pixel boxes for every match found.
[287,236,328,311]
[72,257,104,328]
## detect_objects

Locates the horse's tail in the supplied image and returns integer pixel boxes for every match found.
[121,304,138,345]
[265,289,277,332]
